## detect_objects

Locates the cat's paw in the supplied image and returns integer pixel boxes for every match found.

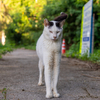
[46,93,53,99]
[53,92,60,98]
[38,82,44,86]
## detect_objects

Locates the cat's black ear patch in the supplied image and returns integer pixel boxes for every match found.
[54,12,67,21]
[56,22,61,28]
[49,22,54,27]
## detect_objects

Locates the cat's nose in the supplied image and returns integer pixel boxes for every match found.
[53,36,57,39]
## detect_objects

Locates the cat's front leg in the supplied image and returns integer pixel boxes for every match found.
[43,52,53,98]
[53,53,61,98]
[45,66,53,98]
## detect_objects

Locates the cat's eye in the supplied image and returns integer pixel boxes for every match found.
[56,31,60,33]
[49,31,53,33]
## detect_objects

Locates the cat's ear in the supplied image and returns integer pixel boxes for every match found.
[44,19,49,27]
[60,20,65,28]
[54,12,67,21]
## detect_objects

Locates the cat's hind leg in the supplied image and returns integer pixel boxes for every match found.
[38,60,44,86]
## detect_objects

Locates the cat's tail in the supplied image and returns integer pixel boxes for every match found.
[54,12,67,21]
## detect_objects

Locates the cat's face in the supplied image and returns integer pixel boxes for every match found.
[44,19,65,41]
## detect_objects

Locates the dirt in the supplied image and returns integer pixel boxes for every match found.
[0,49,100,100]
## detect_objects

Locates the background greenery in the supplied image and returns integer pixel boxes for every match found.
[0,0,100,64]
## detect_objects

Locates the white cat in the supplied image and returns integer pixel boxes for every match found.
[36,13,67,98]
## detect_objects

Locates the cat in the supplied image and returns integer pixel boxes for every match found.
[36,12,67,98]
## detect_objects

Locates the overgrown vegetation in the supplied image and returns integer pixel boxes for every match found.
[66,43,100,64]
[0,43,13,58]
[3,0,45,46]
[41,0,100,48]
[0,0,100,63]
[2,0,100,47]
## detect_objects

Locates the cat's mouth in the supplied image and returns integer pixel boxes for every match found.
[52,38,57,41]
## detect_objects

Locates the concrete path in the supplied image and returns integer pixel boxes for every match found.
[0,49,100,100]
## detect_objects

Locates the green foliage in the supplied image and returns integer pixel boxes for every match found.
[0,88,8,100]
[0,42,13,58]
[66,43,80,58]
[66,43,100,64]
[94,4,100,48]
[89,49,100,64]
[41,0,100,48]
[0,41,36,58]
[1,0,100,64]
[0,1,11,31]
[3,0,100,48]
[41,0,86,46]
[4,0,45,45]
[24,44,36,50]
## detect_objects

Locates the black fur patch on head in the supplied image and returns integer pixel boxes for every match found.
[56,22,61,28]
[49,21,54,27]
[54,12,67,21]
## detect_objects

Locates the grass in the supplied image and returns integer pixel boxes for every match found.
[23,45,36,50]
[0,41,100,65]
[0,43,13,58]
[0,42,36,58]
[66,43,100,65]
[13,44,36,50]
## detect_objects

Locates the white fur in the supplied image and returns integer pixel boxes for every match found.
[36,20,64,98]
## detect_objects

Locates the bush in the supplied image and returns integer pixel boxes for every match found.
[66,42,80,58]
[0,42,13,58]
[66,43,100,64]
[41,0,100,48]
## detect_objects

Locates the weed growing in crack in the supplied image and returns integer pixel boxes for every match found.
[0,88,8,100]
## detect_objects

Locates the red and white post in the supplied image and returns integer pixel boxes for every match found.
[62,39,66,54]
